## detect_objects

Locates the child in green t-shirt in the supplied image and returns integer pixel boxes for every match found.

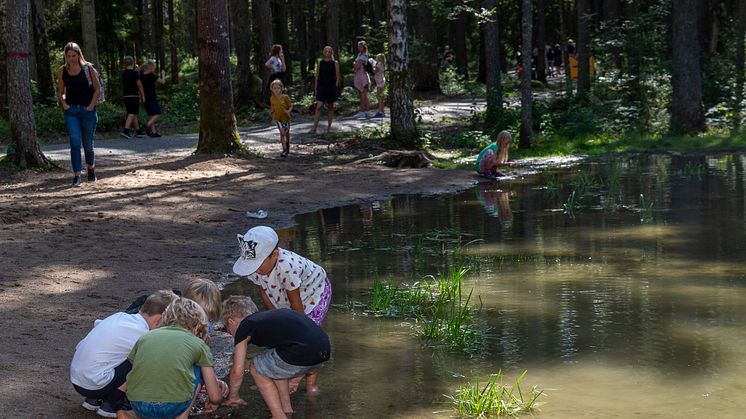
[125,297,228,418]
[476,130,513,178]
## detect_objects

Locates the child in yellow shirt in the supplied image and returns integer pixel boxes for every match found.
[269,79,293,158]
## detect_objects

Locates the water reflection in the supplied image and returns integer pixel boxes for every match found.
[222,153,746,418]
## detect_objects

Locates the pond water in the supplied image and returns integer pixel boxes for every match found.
[221,153,746,418]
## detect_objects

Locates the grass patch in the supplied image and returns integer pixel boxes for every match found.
[447,370,543,418]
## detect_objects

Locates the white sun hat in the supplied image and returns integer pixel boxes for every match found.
[233,226,279,276]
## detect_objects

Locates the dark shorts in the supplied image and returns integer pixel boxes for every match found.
[269,72,286,86]
[143,101,162,116]
[316,86,337,104]
[73,359,132,408]
[123,97,140,115]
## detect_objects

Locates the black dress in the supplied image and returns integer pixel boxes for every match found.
[315,60,338,104]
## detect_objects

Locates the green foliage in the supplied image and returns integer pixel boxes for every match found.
[440,67,486,97]
[447,370,543,418]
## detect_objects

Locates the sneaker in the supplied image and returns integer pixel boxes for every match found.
[87,168,97,182]
[82,398,102,411]
[96,401,118,418]
[135,129,145,137]
[373,112,385,118]
[120,129,132,139]
[148,131,162,138]
[72,175,81,187]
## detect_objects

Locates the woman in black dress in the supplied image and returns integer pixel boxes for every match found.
[311,46,341,134]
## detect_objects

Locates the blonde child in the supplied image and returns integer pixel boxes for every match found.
[269,79,293,157]
[233,226,332,394]
[139,59,166,137]
[372,53,386,118]
[353,40,371,119]
[265,44,286,86]
[222,296,331,418]
[125,297,228,419]
[71,290,176,418]
[475,130,513,179]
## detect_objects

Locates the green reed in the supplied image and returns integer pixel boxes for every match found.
[448,370,543,418]
[639,193,654,223]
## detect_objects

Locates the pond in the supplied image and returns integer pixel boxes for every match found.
[221,153,746,418]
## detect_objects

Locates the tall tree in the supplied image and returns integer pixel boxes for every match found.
[196,0,241,154]
[254,0,273,97]
[520,0,533,147]
[535,0,547,84]
[31,0,54,103]
[734,0,746,128]
[671,0,705,134]
[388,0,418,147]
[327,0,340,52]
[274,0,292,84]
[411,1,440,92]
[154,0,165,69]
[576,0,591,93]
[233,0,259,108]
[292,1,309,81]
[483,0,502,122]
[4,0,46,168]
[168,0,179,82]
[452,7,469,79]
[80,0,100,65]
[0,1,7,119]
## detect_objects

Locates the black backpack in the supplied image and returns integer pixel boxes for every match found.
[364,59,375,76]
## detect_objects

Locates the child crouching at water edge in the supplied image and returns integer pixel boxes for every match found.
[475,130,513,179]
[124,297,228,419]
[269,79,293,157]
[183,278,222,341]
[222,296,331,419]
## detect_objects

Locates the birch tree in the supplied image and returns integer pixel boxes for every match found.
[388,0,418,147]
[195,0,241,154]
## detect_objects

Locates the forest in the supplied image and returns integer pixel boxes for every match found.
[2,0,746,170]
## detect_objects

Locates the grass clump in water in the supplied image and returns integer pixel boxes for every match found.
[448,370,543,418]
[367,267,488,354]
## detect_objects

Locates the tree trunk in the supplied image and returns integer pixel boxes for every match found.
[483,0,501,122]
[291,0,308,81]
[535,0,547,84]
[254,0,273,99]
[80,0,100,65]
[411,1,440,92]
[576,0,591,93]
[520,0,533,147]
[561,0,573,96]
[234,0,260,108]
[0,1,7,119]
[168,0,179,82]
[273,0,292,84]
[4,0,46,168]
[388,0,418,147]
[735,0,746,129]
[605,0,623,73]
[30,0,54,104]
[326,0,340,53]
[196,0,242,154]
[671,0,705,134]
[154,0,165,70]
[140,0,154,55]
[452,7,468,79]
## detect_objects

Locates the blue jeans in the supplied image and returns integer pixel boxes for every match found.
[131,366,202,419]
[64,105,98,173]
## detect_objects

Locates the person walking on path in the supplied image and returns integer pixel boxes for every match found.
[353,40,371,119]
[57,42,101,186]
[265,44,286,87]
[269,80,293,158]
[140,60,166,138]
[311,46,341,134]
[120,56,145,139]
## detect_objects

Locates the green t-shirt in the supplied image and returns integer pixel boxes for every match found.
[475,143,499,172]
[126,325,213,403]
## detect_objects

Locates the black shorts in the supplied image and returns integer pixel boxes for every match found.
[143,101,162,116]
[123,97,140,115]
[269,72,286,86]
[315,86,337,104]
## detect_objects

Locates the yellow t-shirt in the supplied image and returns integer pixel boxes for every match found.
[271,94,292,123]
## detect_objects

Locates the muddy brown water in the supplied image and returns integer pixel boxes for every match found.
[213,154,746,418]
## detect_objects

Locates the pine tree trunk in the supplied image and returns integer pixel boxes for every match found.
[31,0,54,104]
[254,0,273,99]
[560,0,573,96]
[483,0,501,122]
[291,0,308,81]
[606,0,623,73]
[196,0,241,154]
[411,1,440,92]
[168,0,179,82]
[234,0,259,108]
[671,0,705,134]
[388,0,418,148]
[735,0,746,129]
[452,7,468,79]
[274,0,292,84]
[535,0,547,84]
[576,0,591,93]
[0,1,7,120]
[326,0,340,53]
[520,0,533,147]
[80,0,100,65]
[154,0,165,70]
[5,0,46,168]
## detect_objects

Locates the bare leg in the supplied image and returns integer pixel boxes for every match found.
[311,100,323,133]
[274,378,293,414]
[377,90,384,113]
[361,90,369,112]
[288,375,303,394]
[147,114,160,133]
[327,103,334,131]
[124,114,136,129]
[250,363,288,419]
[305,370,320,395]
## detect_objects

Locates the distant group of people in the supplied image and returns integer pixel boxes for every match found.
[516,40,576,80]
[70,225,332,418]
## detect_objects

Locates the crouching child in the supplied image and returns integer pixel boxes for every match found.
[222,296,331,419]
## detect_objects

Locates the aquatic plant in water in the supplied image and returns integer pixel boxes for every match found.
[639,193,654,223]
[448,370,543,418]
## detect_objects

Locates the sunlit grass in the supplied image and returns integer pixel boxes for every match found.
[447,370,543,418]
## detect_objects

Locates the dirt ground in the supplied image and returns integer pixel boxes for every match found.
[0,102,491,417]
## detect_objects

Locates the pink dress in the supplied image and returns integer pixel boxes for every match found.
[354,53,370,92]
